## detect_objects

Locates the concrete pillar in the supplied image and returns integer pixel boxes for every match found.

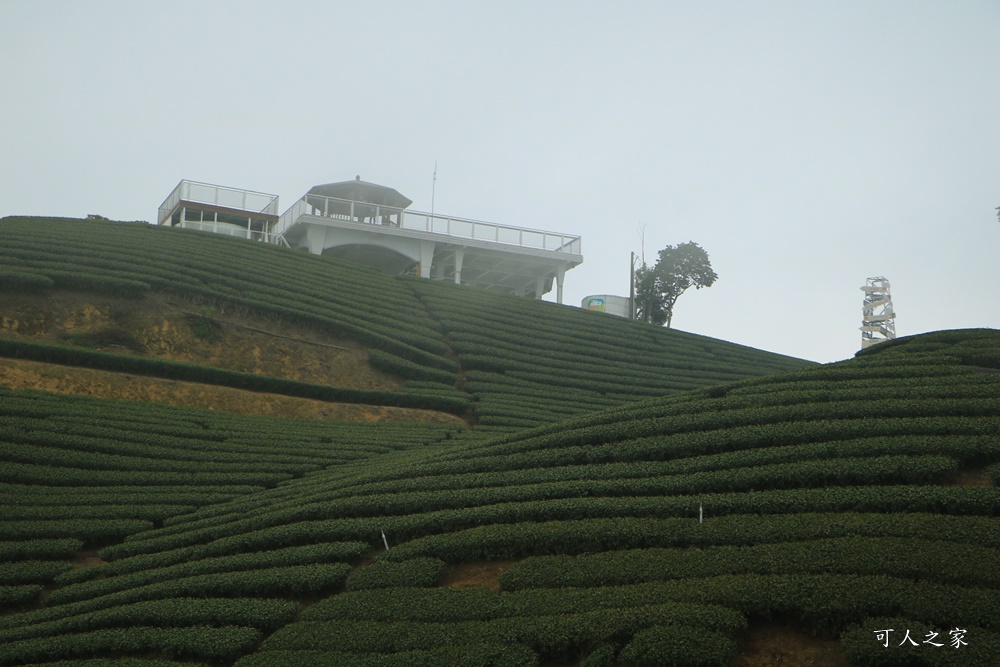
[306,224,327,255]
[453,247,465,284]
[535,274,545,299]
[433,261,445,280]
[556,265,566,304]
[419,240,436,279]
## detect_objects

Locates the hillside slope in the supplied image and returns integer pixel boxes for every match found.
[0,216,813,428]
[0,289,467,423]
[411,278,810,434]
[0,329,997,666]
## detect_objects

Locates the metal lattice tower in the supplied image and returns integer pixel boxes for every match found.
[860,276,896,349]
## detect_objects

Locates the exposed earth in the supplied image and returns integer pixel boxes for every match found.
[0,290,464,425]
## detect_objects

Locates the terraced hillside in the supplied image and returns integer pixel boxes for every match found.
[412,279,807,434]
[0,329,997,666]
[0,217,470,417]
[0,216,813,426]
[1,216,997,666]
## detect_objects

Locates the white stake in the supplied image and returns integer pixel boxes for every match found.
[699,504,703,524]
[381,530,390,551]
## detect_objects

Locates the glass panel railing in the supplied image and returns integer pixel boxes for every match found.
[215,188,246,210]
[176,220,277,244]
[448,219,475,238]
[186,182,219,205]
[245,192,279,215]
[520,230,545,248]
[277,194,581,255]
[472,223,498,242]
[160,180,279,219]
[496,227,521,245]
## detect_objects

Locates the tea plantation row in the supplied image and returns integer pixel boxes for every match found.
[0,330,992,664]
[0,385,460,607]
[0,217,814,426]
[409,278,813,430]
[0,216,997,665]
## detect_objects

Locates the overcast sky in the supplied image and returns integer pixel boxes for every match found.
[2,1,997,363]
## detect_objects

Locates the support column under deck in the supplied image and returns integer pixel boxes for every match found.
[453,247,465,285]
[418,240,436,279]
[275,209,581,299]
[306,225,327,255]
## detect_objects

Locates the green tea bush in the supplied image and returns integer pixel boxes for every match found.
[0,519,153,545]
[368,349,459,383]
[498,537,1000,590]
[0,565,350,629]
[0,597,298,643]
[305,588,743,627]
[0,560,73,586]
[0,585,41,610]
[263,604,745,661]
[986,461,1000,485]
[619,624,736,667]
[346,558,445,590]
[0,539,83,561]
[579,642,617,667]
[0,270,53,291]
[49,543,366,605]
[0,625,260,664]
[235,643,539,667]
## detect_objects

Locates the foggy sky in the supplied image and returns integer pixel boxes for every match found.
[2,0,997,363]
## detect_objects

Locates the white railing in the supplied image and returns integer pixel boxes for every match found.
[275,194,581,254]
[176,220,280,244]
[158,180,280,225]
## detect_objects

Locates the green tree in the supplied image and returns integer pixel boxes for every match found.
[634,241,718,328]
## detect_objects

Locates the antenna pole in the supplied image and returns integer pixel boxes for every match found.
[629,251,636,320]
[431,160,437,218]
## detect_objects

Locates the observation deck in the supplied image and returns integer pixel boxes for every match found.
[156,178,583,302]
[274,192,582,302]
[157,180,283,244]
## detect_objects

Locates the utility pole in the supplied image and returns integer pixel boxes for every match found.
[629,251,636,320]
[431,160,437,218]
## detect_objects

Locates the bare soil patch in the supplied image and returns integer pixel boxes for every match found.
[733,621,848,667]
[71,551,108,569]
[440,561,518,590]
[0,358,465,425]
[0,290,466,425]
[951,468,993,487]
[0,290,402,389]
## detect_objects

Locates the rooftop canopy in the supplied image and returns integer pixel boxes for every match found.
[305,176,412,215]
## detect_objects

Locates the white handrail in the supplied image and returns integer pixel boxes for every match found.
[175,220,279,244]
[158,180,279,225]
[276,194,581,254]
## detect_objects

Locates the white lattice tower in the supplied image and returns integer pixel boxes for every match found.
[860,276,896,349]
